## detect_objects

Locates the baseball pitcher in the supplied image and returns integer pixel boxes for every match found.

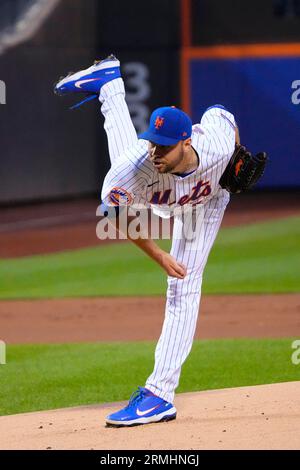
[54,55,267,427]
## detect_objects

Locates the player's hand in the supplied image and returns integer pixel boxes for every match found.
[158,252,187,279]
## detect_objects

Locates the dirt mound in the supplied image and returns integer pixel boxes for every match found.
[0,382,299,450]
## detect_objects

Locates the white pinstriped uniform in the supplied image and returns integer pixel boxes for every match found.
[100,78,236,404]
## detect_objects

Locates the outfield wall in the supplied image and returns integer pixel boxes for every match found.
[182,50,300,188]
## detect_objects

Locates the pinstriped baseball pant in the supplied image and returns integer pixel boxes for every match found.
[145,201,227,403]
[100,79,229,404]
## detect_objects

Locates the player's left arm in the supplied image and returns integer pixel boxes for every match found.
[200,104,237,172]
[202,104,239,144]
[235,125,240,145]
[201,104,267,193]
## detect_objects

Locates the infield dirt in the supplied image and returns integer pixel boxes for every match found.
[1,294,300,343]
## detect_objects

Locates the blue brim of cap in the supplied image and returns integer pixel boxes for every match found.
[138,131,180,146]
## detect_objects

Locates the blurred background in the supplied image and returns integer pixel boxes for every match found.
[0,0,299,206]
[0,0,299,240]
[0,0,299,421]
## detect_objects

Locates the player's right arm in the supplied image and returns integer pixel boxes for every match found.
[131,237,187,279]
[101,146,186,279]
[101,149,149,208]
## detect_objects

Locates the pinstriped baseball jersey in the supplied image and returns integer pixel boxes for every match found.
[101,106,236,216]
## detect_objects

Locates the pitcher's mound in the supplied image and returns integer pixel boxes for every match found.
[0,381,299,450]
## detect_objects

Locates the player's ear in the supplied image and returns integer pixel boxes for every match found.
[183,138,192,149]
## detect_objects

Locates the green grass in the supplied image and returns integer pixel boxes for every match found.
[0,216,299,299]
[1,339,299,416]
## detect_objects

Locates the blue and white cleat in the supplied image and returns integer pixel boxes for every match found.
[54,54,121,109]
[105,387,177,427]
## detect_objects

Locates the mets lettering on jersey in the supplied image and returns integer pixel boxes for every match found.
[177,180,211,206]
[149,180,211,207]
[150,189,173,205]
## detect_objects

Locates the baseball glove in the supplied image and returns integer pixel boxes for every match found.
[219,144,268,194]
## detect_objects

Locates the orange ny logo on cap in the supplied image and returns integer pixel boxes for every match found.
[155,116,164,129]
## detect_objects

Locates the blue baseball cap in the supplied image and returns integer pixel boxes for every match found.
[139,106,192,146]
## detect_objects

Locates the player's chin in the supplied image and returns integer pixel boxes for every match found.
[156,164,172,174]
[153,163,167,173]
[157,167,169,174]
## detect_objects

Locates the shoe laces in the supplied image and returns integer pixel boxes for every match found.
[69,94,98,110]
[94,54,117,66]
[126,387,147,410]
